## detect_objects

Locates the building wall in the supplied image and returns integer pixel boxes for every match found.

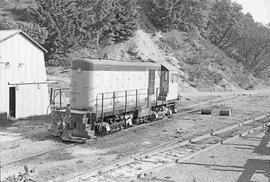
[0,65,8,112]
[0,33,49,118]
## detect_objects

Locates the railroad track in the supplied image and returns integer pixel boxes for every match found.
[105,94,243,135]
[1,94,248,181]
[51,112,270,182]
[1,93,252,181]
[1,144,75,167]
[1,94,242,169]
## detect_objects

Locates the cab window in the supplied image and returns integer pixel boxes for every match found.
[163,72,168,81]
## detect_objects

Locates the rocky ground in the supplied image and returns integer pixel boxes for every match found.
[0,89,270,181]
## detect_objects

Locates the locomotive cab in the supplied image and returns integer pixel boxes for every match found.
[158,64,179,102]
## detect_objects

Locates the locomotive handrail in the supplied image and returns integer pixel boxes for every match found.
[47,91,60,114]
[47,88,71,114]
[95,88,160,121]
[95,88,149,98]
[67,87,160,123]
[83,88,155,104]
[95,88,154,103]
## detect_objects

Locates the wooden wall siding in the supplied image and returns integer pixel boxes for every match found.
[0,33,49,118]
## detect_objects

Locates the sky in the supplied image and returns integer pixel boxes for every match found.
[233,0,270,25]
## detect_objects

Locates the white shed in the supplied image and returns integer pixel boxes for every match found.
[0,30,49,118]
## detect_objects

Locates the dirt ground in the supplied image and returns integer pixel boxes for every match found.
[137,130,270,182]
[1,89,270,181]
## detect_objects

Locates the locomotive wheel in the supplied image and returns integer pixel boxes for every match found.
[143,116,150,123]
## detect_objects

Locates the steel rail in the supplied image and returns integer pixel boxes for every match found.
[2,144,75,167]
[1,94,245,179]
[64,116,270,182]
[50,101,269,182]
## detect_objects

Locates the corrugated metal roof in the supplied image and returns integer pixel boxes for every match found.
[0,29,47,52]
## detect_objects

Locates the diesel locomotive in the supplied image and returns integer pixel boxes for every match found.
[49,58,180,139]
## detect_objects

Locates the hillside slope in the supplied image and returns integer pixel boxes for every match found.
[87,29,258,92]
[0,0,261,92]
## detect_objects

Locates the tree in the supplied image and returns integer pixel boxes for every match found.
[76,0,138,48]
[27,0,85,61]
[147,0,208,34]
[206,0,244,49]
[27,0,138,63]
[111,0,138,43]
[236,16,270,76]
[0,18,47,45]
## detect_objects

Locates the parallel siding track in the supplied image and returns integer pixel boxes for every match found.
[55,114,270,182]
[48,106,270,181]
[2,95,240,168]
[2,94,260,182]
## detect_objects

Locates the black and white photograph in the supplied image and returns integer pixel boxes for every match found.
[0,0,270,181]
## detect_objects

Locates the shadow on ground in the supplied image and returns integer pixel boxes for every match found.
[179,131,270,182]
[0,115,65,143]
[236,131,270,182]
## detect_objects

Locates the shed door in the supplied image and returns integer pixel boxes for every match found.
[9,87,16,118]
[160,66,169,97]
[148,69,155,95]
